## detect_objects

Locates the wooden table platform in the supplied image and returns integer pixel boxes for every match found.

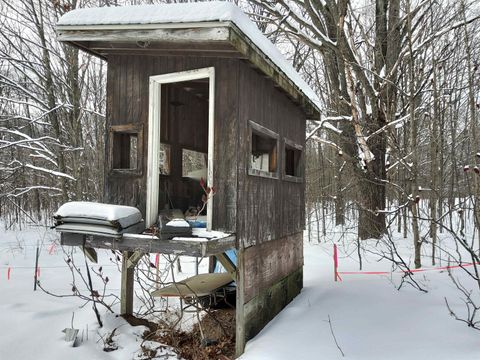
[60,230,236,257]
[59,228,236,316]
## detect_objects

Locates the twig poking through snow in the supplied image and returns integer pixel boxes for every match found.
[327,315,345,357]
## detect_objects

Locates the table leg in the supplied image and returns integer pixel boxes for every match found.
[121,251,134,315]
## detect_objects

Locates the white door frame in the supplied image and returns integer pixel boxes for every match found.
[146,67,215,230]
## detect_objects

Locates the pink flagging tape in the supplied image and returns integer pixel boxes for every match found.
[36,267,40,278]
[155,254,160,268]
[338,271,391,275]
[337,262,480,276]
[333,244,339,282]
[7,267,11,280]
[48,243,56,255]
[333,245,480,280]
[333,244,343,281]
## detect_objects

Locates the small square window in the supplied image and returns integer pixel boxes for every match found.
[284,139,303,181]
[248,121,279,178]
[109,124,142,174]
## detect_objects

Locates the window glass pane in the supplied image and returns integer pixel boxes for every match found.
[182,149,207,180]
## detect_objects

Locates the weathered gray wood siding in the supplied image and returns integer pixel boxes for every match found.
[235,61,306,345]
[105,55,239,233]
[104,55,304,240]
[236,61,306,248]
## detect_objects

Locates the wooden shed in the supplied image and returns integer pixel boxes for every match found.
[56,2,320,356]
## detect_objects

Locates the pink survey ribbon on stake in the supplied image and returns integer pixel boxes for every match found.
[333,244,342,282]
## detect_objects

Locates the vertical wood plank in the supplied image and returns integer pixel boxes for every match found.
[235,247,246,357]
[120,251,134,315]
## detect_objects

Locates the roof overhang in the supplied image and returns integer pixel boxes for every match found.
[57,21,320,119]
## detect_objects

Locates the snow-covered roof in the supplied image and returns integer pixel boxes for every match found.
[57,2,320,115]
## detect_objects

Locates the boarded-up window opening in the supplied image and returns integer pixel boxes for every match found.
[248,121,279,178]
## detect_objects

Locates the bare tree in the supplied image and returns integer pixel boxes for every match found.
[0,0,106,224]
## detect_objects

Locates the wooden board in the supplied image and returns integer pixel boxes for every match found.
[57,26,231,44]
[121,251,135,315]
[60,232,235,258]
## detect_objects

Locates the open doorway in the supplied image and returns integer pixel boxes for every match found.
[146,68,215,229]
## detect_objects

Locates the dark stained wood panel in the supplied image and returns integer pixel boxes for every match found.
[243,266,302,341]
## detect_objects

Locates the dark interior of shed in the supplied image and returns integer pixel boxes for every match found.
[158,79,209,215]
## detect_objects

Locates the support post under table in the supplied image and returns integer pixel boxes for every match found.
[120,251,135,315]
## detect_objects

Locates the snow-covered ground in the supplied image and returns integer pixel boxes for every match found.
[0,224,187,359]
[241,238,480,359]
[1,221,479,359]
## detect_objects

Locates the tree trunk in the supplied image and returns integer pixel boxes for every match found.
[407,0,422,268]
[461,0,480,251]
[358,177,386,239]
[335,157,345,226]
[358,111,387,240]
